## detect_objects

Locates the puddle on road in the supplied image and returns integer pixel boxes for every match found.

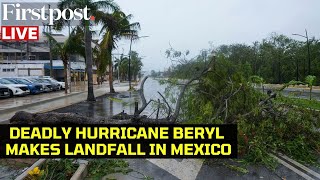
[54,79,167,119]
[53,91,153,120]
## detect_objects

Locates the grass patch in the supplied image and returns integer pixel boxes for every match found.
[223,163,249,174]
[276,95,320,110]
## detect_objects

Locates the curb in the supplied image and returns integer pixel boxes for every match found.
[15,159,46,180]
[15,159,89,180]
[71,160,89,180]
[0,92,83,114]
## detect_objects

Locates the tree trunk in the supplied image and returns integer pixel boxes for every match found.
[109,63,115,93]
[63,61,68,94]
[85,26,95,101]
[67,62,71,93]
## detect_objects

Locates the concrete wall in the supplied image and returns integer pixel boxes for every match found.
[0,64,44,77]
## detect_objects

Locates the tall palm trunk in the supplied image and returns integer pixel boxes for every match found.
[108,62,115,93]
[85,25,95,101]
[108,50,116,93]
[63,61,68,94]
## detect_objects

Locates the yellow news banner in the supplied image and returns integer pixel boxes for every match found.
[0,125,238,158]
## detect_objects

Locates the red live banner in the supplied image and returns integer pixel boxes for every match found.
[0,26,39,41]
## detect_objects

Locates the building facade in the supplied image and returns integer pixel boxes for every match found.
[0,34,95,82]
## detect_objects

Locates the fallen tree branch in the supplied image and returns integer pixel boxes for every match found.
[135,76,149,116]
[158,91,172,120]
[171,67,211,122]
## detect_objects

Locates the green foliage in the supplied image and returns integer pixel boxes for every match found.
[97,11,140,75]
[277,95,320,110]
[165,48,320,169]
[249,75,264,84]
[305,75,316,100]
[223,163,249,174]
[40,159,78,180]
[114,51,143,81]
[305,75,316,87]
[87,159,132,179]
[278,80,305,91]
[165,33,320,85]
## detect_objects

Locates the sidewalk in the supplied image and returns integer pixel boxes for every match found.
[0,84,130,124]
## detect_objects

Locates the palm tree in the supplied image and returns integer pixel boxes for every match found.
[97,11,140,93]
[44,28,85,94]
[130,51,143,82]
[55,0,119,101]
[119,57,129,81]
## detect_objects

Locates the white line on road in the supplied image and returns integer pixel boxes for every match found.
[270,154,315,180]
[277,154,320,179]
[147,159,204,180]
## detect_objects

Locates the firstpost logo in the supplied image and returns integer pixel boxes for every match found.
[0,2,92,41]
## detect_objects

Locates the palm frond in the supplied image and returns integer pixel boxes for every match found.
[93,0,120,11]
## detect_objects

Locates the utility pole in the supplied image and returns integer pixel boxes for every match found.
[128,36,133,90]
[293,29,312,75]
[306,30,311,75]
[128,35,149,90]
[48,4,53,78]
[68,21,72,93]
[118,54,123,83]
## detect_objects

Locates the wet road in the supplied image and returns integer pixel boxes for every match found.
[0,83,130,123]
[54,79,167,119]
[0,83,106,111]
[259,86,320,100]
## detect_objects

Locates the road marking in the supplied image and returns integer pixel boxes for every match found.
[277,154,320,179]
[147,159,203,180]
[270,154,315,180]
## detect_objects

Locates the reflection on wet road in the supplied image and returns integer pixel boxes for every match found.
[54,79,167,119]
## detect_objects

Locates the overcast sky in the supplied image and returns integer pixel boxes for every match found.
[108,0,320,71]
[19,0,319,71]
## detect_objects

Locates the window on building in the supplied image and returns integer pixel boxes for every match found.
[2,68,15,72]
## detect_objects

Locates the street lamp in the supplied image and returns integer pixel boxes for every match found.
[292,29,311,76]
[128,35,149,90]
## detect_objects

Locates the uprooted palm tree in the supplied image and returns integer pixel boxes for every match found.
[55,0,119,101]
[44,28,85,94]
[96,11,140,93]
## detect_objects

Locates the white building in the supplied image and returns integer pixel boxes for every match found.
[0,34,96,82]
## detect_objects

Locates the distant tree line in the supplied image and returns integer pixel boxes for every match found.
[165,33,320,85]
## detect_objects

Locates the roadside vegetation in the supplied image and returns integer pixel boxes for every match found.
[277,96,320,111]
[162,35,320,170]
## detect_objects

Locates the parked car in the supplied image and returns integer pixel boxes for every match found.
[3,78,43,94]
[42,78,65,90]
[0,78,30,97]
[39,78,62,91]
[26,78,53,92]
[0,85,10,98]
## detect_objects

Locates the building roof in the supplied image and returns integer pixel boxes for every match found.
[38,34,68,43]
